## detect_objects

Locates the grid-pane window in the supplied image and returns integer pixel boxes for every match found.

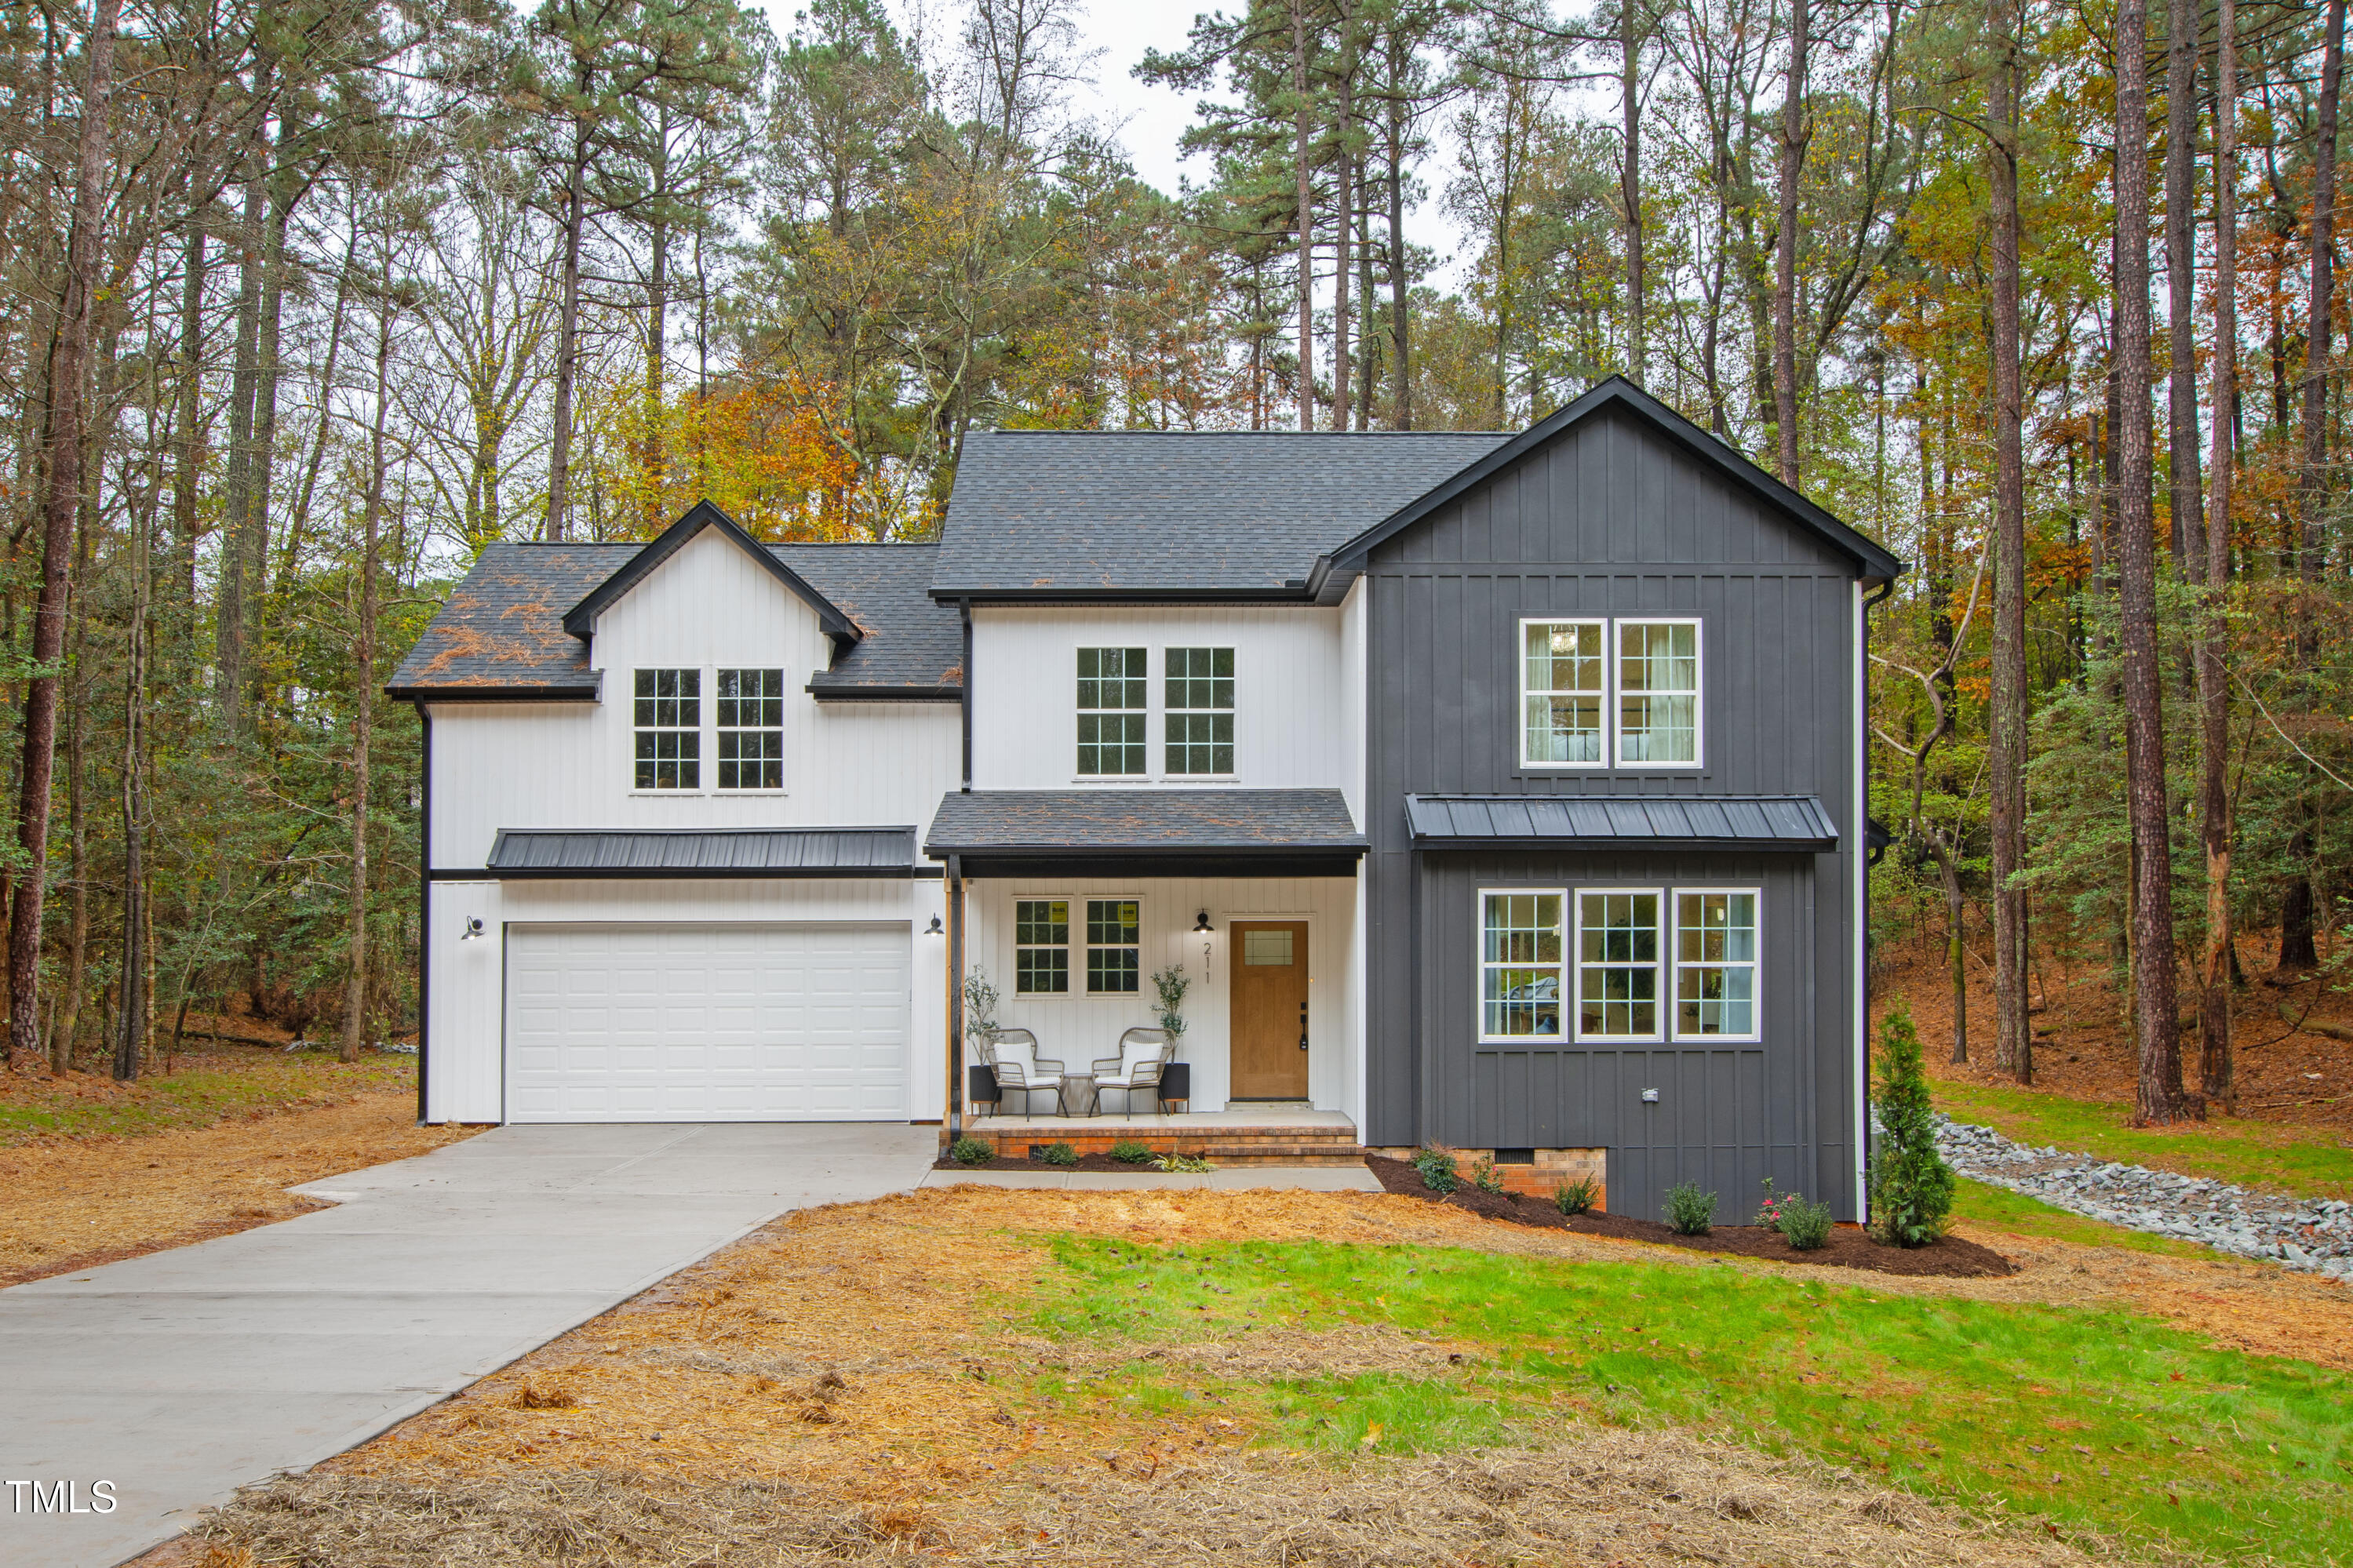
[1164,647,1235,774]
[633,668,700,789]
[1085,899,1140,993]
[1522,620,1604,764]
[1014,899,1069,995]
[1076,647,1147,775]
[1618,621,1699,763]
[716,668,784,790]
[1481,893,1564,1039]
[1577,892,1661,1038]
[1675,891,1757,1037]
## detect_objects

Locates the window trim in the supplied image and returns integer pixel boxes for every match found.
[632,667,704,792]
[1163,645,1237,777]
[1516,617,1610,771]
[1670,886,1762,1042]
[1475,886,1570,1045]
[1572,886,1667,1043]
[1082,895,1144,995]
[712,666,786,793]
[1011,895,1076,998]
[1074,646,1150,779]
[1612,617,1705,770]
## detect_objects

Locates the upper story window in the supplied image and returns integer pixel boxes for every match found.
[716,668,784,791]
[1517,617,1701,769]
[1076,647,1147,776]
[633,668,700,790]
[1618,620,1700,766]
[1521,620,1604,766]
[1164,647,1234,775]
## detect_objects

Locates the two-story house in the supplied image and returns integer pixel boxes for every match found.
[392,377,1901,1224]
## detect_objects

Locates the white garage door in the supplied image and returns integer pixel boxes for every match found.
[505,924,910,1122]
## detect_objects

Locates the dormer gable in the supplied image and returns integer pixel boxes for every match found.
[563,500,863,655]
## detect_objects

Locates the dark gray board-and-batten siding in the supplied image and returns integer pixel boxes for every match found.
[1360,406,1863,1222]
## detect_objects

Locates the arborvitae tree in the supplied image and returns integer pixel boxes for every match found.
[1868,1005,1954,1248]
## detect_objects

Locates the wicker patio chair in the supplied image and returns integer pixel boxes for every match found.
[978,1028,1062,1116]
[1090,1028,1174,1116]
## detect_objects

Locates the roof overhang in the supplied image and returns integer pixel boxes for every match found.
[562,500,864,651]
[1406,794,1840,851]
[483,826,920,879]
[388,675,602,704]
[1327,377,1907,584]
[926,789,1367,879]
[806,681,964,703]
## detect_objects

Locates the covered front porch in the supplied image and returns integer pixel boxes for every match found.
[927,788,1368,1149]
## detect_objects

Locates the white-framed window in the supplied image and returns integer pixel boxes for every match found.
[1164,646,1235,775]
[1076,647,1148,776]
[1480,890,1566,1041]
[633,668,701,790]
[715,668,784,790]
[1575,890,1663,1040]
[1085,898,1141,993]
[1014,898,1070,995]
[1616,618,1701,766]
[1674,889,1759,1039]
[1520,618,1607,766]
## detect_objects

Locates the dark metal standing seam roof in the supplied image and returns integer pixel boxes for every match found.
[1404,795,1840,849]
[485,826,920,877]
[929,431,1511,598]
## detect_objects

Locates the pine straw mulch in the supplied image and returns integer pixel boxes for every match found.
[169,1184,2351,1567]
[0,1090,478,1286]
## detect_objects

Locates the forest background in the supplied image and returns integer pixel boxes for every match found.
[1,0,2345,1127]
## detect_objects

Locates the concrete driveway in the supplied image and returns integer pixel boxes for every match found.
[0,1122,936,1568]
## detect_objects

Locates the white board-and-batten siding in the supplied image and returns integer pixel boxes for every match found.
[427,528,960,870]
[967,606,1350,791]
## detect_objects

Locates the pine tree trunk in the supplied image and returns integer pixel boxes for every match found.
[643,107,671,528]
[117,387,153,1084]
[343,259,391,1065]
[1773,0,1808,486]
[9,0,120,1071]
[2199,0,2240,1108]
[1291,0,1314,433]
[171,224,203,682]
[546,114,590,541]
[1386,62,1410,431]
[2114,0,2192,1124]
[2165,0,2202,570]
[216,170,264,733]
[1333,10,1353,431]
[1622,0,1645,384]
[1987,0,2031,1085]
[56,500,92,1074]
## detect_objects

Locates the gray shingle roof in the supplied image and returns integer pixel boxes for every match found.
[486,826,919,876]
[927,790,1364,855]
[1404,794,1840,849]
[387,540,960,699]
[930,431,1511,597]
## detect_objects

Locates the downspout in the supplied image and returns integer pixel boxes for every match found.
[946,855,965,1148]
[414,701,432,1126]
[959,600,973,793]
[1858,577,1894,1215]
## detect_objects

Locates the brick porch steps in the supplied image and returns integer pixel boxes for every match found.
[962,1121,1363,1166]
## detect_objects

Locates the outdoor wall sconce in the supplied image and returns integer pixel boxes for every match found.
[1193,911,1213,933]
[1640,1087,1660,1104]
[459,916,486,941]
[925,914,944,936]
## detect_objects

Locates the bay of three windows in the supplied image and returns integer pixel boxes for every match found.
[633,668,784,791]
[1523,617,1700,767]
[1077,647,1233,778]
[1481,888,1757,1043]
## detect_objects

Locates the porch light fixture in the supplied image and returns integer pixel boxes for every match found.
[1193,911,1213,933]
[925,914,944,936]
[459,916,486,942]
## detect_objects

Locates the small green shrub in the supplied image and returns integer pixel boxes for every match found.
[1553,1174,1599,1215]
[1470,1155,1505,1194]
[1037,1141,1079,1166]
[1411,1145,1459,1194]
[1663,1181,1716,1235]
[1153,1152,1214,1173]
[1776,1192,1835,1250]
[1868,1004,1956,1247]
[1109,1138,1153,1164]
[948,1137,994,1166]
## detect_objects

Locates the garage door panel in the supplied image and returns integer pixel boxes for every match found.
[506,923,909,1122]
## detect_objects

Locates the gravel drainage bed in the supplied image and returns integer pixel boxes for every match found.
[1934,1113,2353,1277]
[1364,1155,2014,1278]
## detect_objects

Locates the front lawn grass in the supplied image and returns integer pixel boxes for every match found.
[1933,1079,2353,1201]
[1030,1235,2352,1566]
[0,1053,413,1145]
[1951,1177,2217,1259]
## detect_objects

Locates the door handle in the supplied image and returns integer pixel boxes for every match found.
[1299,1000,1309,1051]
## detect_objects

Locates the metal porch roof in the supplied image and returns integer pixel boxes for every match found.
[484,826,920,878]
[1404,794,1839,849]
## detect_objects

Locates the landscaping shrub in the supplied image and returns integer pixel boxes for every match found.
[948,1137,994,1166]
[1109,1138,1153,1164]
[1037,1141,1079,1166]
[1868,1004,1956,1247]
[1470,1154,1505,1194]
[1663,1181,1716,1235]
[1553,1174,1599,1215]
[1153,1152,1214,1173]
[1776,1192,1834,1250]
[1411,1146,1459,1194]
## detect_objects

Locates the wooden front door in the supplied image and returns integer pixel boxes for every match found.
[1229,922,1310,1099]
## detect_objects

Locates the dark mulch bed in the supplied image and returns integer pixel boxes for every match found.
[1364,1155,2015,1279]
[934,1150,1191,1173]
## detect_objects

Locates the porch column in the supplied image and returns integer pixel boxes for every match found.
[945,857,965,1148]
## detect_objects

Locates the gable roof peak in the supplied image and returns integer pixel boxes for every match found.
[560,500,863,648]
